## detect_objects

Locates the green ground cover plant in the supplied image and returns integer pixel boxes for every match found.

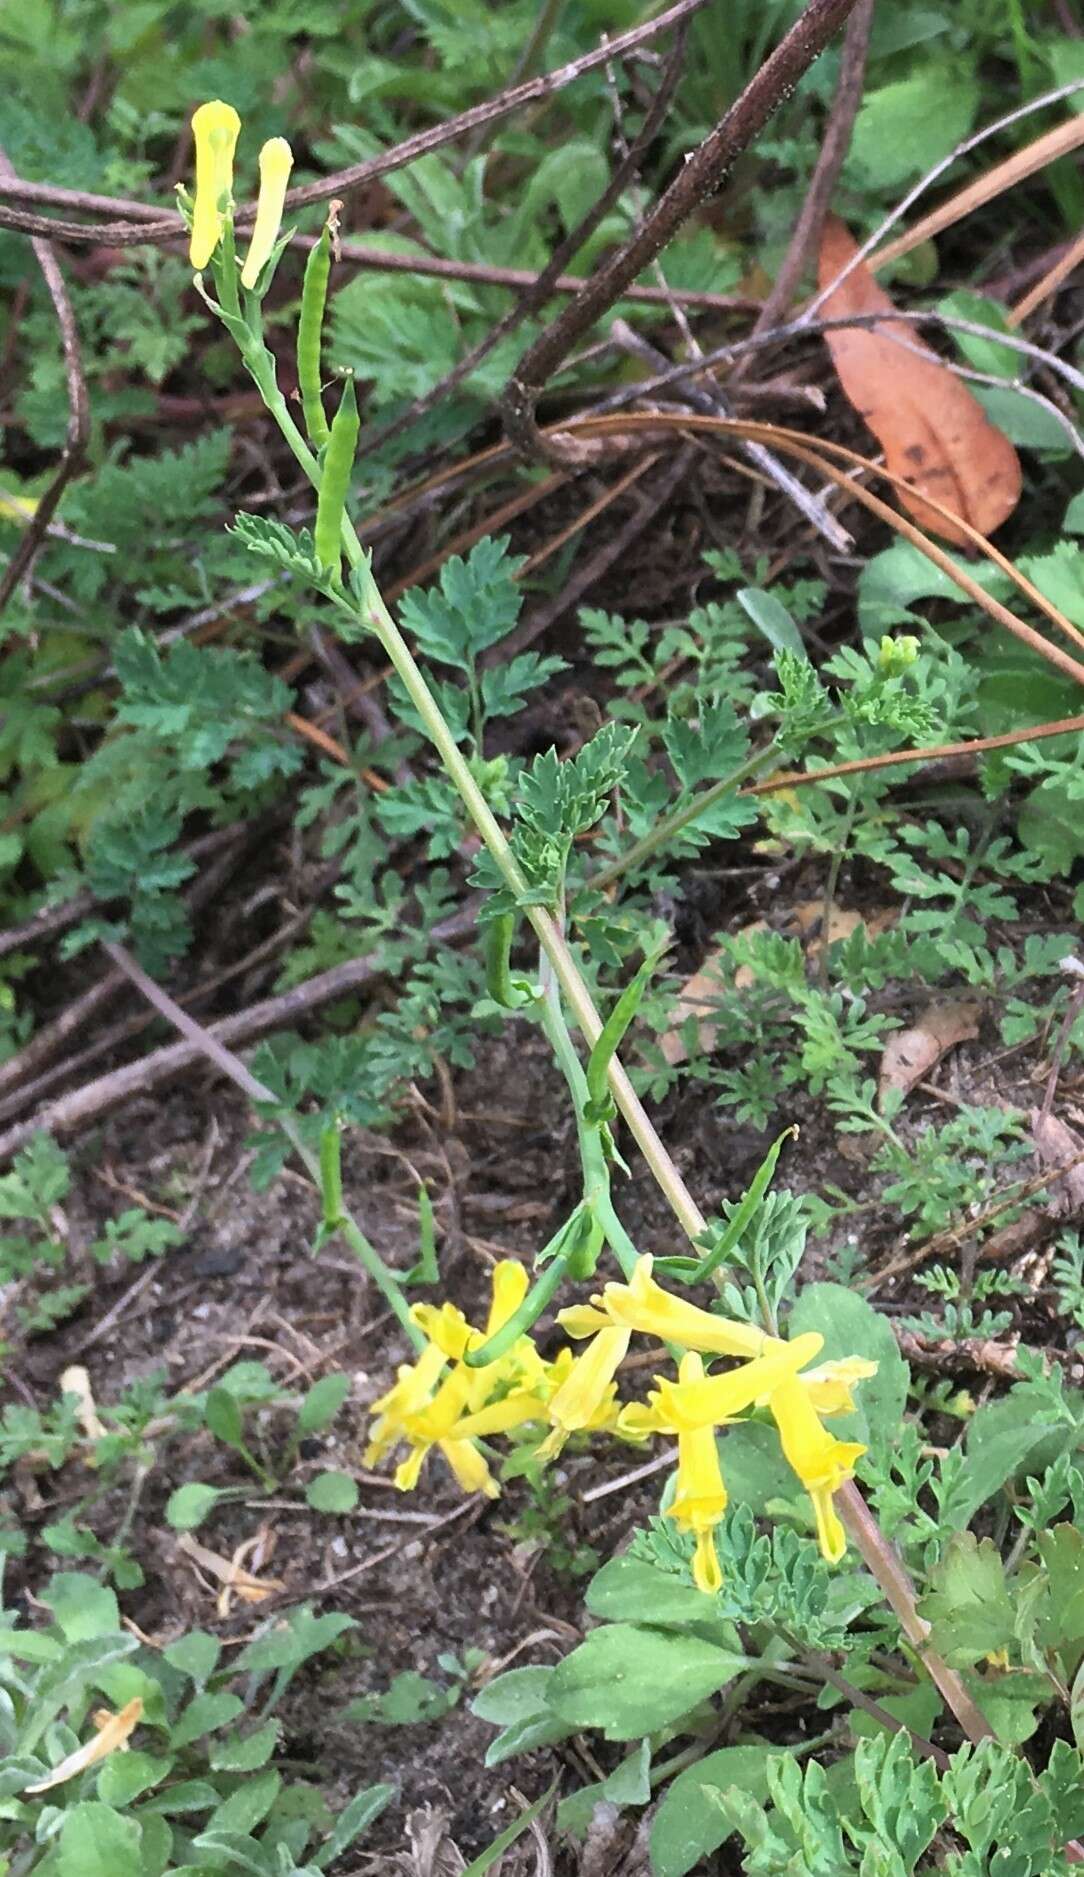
[5,1,1084,1872]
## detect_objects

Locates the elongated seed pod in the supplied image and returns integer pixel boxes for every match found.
[314,376,359,575]
[297,223,332,448]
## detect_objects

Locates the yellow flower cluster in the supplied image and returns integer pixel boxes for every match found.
[367,1255,876,1594]
[187,100,293,288]
[365,1261,619,1500]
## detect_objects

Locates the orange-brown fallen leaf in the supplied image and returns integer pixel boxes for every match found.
[817,216,1021,547]
[878,999,981,1106]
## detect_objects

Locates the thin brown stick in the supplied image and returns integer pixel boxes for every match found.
[861,1147,1084,1294]
[330,238,756,313]
[501,0,862,463]
[328,237,756,313]
[741,0,874,348]
[0,820,269,1101]
[501,448,686,656]
[0,147,88,615]
[805,79,1084,321]
[356,12,692,462]
[869,106,1084,274]
[382,472,569,605]
[0,891,95,961]
[594,305,1084,441]
[743,711,1084,798]
[0,903,480,1161]
[543,408,1084,683]
[608,317,851,550]
[1010,221,1084,326]
[837,1482,995,1743]
[0,0,709,246]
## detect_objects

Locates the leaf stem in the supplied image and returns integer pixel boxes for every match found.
[586,738,782,892]
[235,312,998,1754]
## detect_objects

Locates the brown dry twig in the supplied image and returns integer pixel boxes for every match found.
[0,146,88,616]
[502,0,863,465]
[356,9,693,463]
[0,0,709,245]
[740,0,874,352]
[547,408,1084,683]
[0,903,480,1161]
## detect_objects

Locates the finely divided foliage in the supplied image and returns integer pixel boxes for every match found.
[4,5,1084,1874]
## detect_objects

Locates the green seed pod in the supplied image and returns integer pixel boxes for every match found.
[314,374,359,576]
[297,222,332,448]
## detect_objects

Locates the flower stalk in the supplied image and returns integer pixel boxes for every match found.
[183,111,1002,1752]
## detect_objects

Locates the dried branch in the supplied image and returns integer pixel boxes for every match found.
[356,10,693,461]
[0,147,88,615]
[740,0,874,351]
[0,903,479,1161]
[500,0,863,465]
[0,0,709,245]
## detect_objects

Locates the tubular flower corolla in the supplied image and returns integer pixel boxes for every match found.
[240,136,294,289]
[767,1373,867,1564]
[189,100,240,269]
[364,1250,877,1593]
[364,1260,547,1497]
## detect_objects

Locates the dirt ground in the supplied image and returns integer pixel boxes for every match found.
[4,947,1077,1874]
[1,967,878,1869]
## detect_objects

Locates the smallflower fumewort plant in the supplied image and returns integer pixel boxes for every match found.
[173,102,1003,1776]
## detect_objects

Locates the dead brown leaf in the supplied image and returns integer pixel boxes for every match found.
[657,955,728,1065]
[878,999,981,1105]
[660,902,896,1066]
[817,216,1021,547]
[175,1529,285,1615]
[26,1697,143,1793]
[1029,1107,1084,1215]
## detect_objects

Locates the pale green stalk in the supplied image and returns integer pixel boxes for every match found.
[226,291,998,1755]
[234,319,705,1242]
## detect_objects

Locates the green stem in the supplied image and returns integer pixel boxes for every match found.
[319,1123,344,1229]
[585,740,782,892]
[466,1241,575,1367]
[240,335,706,1243]
[817,785,858,991]
[538,970,640,1278]
[335,1208,425,1351]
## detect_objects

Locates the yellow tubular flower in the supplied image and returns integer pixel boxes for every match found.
[370,1261,549,1496]
[556,1302,611,1340]
[649,1331,824,1432]
[539,1324,630,1458]
[393,1364,496,1496]
[453,1392,548,1440]
[240,137,293,289]
[799,1356,878,1417]
[364,1342,446,1466]
[666,1356,728,1593]
[596,1256,772,1359]
[438,1438,499,1496]
[189,100,241,269]
[769,1374,866,1564]
[410,1299,472,1362]
[484,1259,530,1334]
